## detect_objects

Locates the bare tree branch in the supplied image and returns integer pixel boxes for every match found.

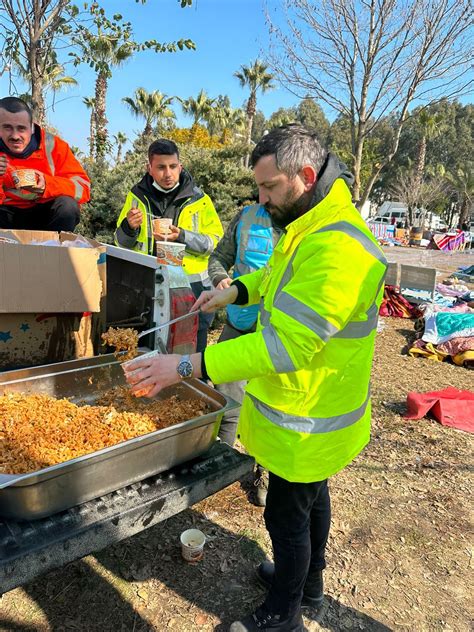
[265,0,474,206]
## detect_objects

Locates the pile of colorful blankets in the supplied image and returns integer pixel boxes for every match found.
[408,302,474,367]
[379,285,422,318]
[430,231,466,252]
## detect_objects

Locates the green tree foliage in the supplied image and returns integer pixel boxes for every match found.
[78,140,256,242]
[180,89,215,126]
[377,100,474,222]
[296,98,330,146]
[70,2,194,162]
[123,88,176,138]
[250,110,267,144]
[234,60,275,166]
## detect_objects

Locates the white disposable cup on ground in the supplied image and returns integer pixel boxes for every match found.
[180,528,206,562]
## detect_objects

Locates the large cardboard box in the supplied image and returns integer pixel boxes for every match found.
[0,230,106,312]
[0,230,106,369]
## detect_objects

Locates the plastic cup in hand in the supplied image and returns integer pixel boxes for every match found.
[180,529,206,562]
[153,218,172,241]
[12,168,37,189]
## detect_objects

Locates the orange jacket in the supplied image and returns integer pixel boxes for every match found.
[0,126,90,209]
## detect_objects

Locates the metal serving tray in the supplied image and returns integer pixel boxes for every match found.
[0,354,235,520]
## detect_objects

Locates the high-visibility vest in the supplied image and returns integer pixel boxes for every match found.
[0,127,90,208]
[227,204,275,331]
[204,179,388,482]
[115,190,223,280]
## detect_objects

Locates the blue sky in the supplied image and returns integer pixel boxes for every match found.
[0,0,302,152]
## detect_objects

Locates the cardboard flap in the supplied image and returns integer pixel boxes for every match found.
[0,230,105,313]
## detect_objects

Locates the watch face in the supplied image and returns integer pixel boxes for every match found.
[178,358,193,379]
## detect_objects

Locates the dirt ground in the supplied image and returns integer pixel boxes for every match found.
[1,255,473,632]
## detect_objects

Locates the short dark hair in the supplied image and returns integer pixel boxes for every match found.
[251,124,327,178]
[0,97,33,124]
[148,139,180,162]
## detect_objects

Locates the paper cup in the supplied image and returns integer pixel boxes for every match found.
[155,241,185,266]
[12,169,37,189]
[153,217,172,235]
[180,529,206,562]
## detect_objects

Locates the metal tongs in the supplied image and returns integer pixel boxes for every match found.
[137,309,199,340]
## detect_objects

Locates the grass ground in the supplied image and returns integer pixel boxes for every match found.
[0,254,473,632]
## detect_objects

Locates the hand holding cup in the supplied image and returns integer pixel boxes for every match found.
[153,218,180,242]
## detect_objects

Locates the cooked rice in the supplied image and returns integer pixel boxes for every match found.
[0,389,209,475]
[101,327,139,361]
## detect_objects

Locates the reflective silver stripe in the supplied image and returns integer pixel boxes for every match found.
[260,298,270,326]
[316,221,388,266]
[334,304,379,339]
[275,291,338,341]
[192,211,199,232]
[262,324,296,372]
[203,234,215,256]
[45,132,55,175]
[4,188,37,200]
[186,270,210,283]
[70,175,90,201]
[248,390,370,434]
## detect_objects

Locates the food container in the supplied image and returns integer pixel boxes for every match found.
[156,241,185,266]
[180,528,206,562]
[0,353,236,520]
[153,218,172,236]
[12,169,37,189]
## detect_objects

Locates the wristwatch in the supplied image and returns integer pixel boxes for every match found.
[177,354,193,379]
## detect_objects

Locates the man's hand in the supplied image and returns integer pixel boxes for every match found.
[126,208,143,230]
[0,154,8,177]
[28,170,46,194]
[153,224,180,242]
[192,285,238,313]
[216,277,233,290]
[122,352,202,398]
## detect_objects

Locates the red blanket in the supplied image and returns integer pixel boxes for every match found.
[404,387,474,433]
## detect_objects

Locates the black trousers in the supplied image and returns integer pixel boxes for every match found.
[189,280,214,353]
[0,196,80,232]
[263,472,331,620]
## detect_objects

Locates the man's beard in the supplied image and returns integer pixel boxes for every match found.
[265,189,311,229]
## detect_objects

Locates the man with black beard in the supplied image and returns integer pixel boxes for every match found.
[124,125,387,631]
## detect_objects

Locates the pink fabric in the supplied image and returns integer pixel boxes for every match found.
[405,387,474,433]
[437,336,474,355]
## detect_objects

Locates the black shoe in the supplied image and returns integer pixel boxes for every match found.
[257,561,324,609]
[252,465,268,507]
[229,604,306,631]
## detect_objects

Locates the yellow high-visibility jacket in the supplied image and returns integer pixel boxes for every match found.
[205,178,387,482]
[115,174,223,282]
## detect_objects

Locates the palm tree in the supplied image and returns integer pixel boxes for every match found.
[75,33,134,161]
[14,51,77,125]
[82,97,96,160]
[112,132,128,163]
[122,88,175,137]
[234,60,275,166]
[180,89,215,126]
[446,163,474,227]
[413,111,445,198]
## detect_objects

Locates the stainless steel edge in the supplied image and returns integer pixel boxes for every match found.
[0,354,239,520]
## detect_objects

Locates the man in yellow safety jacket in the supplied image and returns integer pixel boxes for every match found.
[124,125,387,632]
[115,138,223,351]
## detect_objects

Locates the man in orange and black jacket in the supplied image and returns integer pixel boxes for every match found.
[0,97,90,231]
